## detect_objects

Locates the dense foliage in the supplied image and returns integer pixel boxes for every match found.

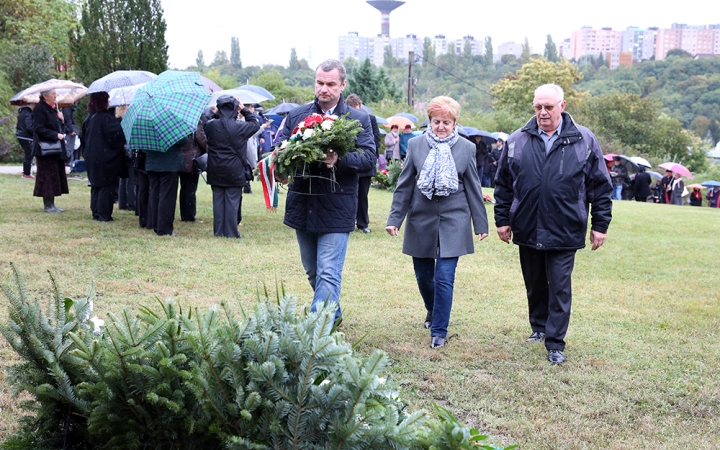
[1,266,513,450]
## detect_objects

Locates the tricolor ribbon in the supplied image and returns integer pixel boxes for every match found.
[258,153,278,211]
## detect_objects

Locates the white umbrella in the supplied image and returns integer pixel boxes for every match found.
[86,70,157,94]
[10,79,87,107]
[629,156,652,168]
[207,88,271,107]
[109,82,150,107]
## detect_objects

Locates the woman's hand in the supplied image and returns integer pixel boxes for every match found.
[477,233,488,241]
[57,133,65,140]
[386,226,398,236]
[57,111,65,121]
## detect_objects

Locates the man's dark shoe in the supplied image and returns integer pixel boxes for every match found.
[333,316,343,330]
[548,349,566,365]
[526,331,545,342]
[430,336,445,348]
[424,311,432,329]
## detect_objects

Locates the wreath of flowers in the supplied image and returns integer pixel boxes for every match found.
[272,113,363,178]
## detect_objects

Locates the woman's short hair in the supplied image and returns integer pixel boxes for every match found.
[391,124,399,130]
[426,96,460,122]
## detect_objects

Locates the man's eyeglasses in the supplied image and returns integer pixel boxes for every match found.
[532,101,562,112]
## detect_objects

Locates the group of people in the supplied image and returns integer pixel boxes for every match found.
[272,60,612,365]
[20,57,649,366]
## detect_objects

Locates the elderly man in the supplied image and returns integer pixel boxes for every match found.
[494,83,613,365]
[276,59,377,326]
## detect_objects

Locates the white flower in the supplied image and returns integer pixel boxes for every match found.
[302,128,315,140]
[326,114,338,120]
[280,140,289,149]
[321,120,333,131]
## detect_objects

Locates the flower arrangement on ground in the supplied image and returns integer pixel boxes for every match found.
[272,113,363,178]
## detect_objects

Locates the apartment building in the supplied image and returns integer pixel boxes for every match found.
[569,26,622,60]
[655,24,720,59]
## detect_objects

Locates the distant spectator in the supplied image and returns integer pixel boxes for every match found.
[668,172,685,206]
[15,103,35,178]
[399,124,413,159]
[385,124,400,160]
[689,188,703,206]
[32,89,68,213]
[706,186,720,208]
[609,156,628,200]
[632,166,652,202]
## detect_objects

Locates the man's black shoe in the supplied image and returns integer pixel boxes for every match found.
[526,331,545,342]
[548,349,566,364]
[430,336,445,348]
[356,227,371,233]
[424,311,432,329]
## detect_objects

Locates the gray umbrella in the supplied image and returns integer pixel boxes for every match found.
[86,70,157,94]
[266,102,300,115]
[235,84,275,100]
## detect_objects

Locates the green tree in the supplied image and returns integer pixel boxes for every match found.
[422,37,436,65]
[462,39,473,65]
[666,48,693,58]
[195,49,204,69]
[72,0,168,84]
[544,35,558,62]
[347,58,377,101]
[289,47,300,70]
[212,50,229,66]
[230,36,241,68]
[521,37,531,63]
[383,44,397,69]
[597,52,605,69]
[484,36,493,66]
[490,58,586,118]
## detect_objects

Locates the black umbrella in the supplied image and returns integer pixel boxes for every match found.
[266,102,300,115]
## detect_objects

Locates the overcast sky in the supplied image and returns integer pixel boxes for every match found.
[162,0,718,69]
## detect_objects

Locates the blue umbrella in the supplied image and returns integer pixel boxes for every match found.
[701,180,720,187]
[122,71,210,153]
[392,112,419,122]
[235,84,275,100]
[374,115,388,125]
[265,113,283,124]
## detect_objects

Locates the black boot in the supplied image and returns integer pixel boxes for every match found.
[43,196,63,213]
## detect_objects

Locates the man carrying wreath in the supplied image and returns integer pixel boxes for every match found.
[276,59,377,326]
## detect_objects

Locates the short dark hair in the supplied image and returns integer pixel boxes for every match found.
[316,59,346,83]
[404,124,412,129]
[391,124,399,130]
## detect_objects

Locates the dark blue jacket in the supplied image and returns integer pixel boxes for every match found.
[277,95,377,233]
[494,112,612,251]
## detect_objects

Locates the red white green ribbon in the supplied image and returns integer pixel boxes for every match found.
[258,153,278,210]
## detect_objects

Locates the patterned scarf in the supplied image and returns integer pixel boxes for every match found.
[416,126,459,199]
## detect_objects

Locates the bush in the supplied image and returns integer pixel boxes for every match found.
[1,266,514,450]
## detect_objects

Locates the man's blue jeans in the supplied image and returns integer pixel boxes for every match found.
[613,185,623,200]
[412,256,459,338]
[295,230,349,321]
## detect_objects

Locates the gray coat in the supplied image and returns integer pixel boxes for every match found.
[387,135,489,258]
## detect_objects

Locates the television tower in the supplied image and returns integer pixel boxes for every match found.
[366,1,405,37]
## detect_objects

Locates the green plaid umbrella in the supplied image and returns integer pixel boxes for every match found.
[121,71,210,152]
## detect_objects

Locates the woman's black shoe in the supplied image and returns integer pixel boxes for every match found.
[424,311,432,329]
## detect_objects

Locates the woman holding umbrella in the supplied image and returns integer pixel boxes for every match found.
[668,172,685,206]
[32,89,68,213]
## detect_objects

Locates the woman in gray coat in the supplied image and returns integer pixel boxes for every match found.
[386,96,489,349]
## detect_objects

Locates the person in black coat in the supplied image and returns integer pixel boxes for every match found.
[345,93,379,233]
[178,121,207,222]
[83,92,127,221]
[660,170,673,204]
[203,95,260,238]
[16,104,35,178]
[632,166,652,202]
[32,89,68,213]
[276,59,376,325]
[474,137,488,183]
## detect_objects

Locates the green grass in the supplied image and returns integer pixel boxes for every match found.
[1,172,719,449]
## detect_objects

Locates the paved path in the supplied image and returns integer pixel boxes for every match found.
[0,165,73,175]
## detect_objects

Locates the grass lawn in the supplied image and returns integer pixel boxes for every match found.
[0,172,719,449]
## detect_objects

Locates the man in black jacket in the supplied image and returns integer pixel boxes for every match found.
[15,104,35,178]
[494,84,613,365]
[345,93,380,233]
[632,166,652,202]
[276,59,376,325]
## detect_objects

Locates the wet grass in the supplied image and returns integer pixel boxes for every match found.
[0,172,719,448]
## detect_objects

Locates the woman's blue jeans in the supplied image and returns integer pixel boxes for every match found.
[412,256,459,338]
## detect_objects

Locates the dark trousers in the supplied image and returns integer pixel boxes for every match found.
[18,139,33,176]
[147,171,179,236]
[179,172,199,221]
[211,185,242,238]
[356,176,371,229]
[90,184,115,221]
[118,162,136,210]
[135,170,149,228]
[518,246,576,351]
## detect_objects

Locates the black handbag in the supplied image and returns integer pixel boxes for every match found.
[192,153,208,174]
[38,140,63,156]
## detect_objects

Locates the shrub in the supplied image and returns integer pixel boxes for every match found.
[1,266,514,450]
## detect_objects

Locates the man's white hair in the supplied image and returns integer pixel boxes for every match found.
[534,84,564,102]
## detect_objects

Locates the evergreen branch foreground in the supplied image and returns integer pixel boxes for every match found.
[0,264,514,450]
